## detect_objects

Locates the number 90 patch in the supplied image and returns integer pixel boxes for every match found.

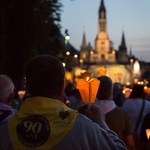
[17,115,50,148]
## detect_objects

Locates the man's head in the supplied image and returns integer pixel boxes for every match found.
[129,84,144,98]
[97,76,113,100]
[25,55,65,100]
[0,74,14,104]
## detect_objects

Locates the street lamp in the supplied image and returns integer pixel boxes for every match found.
[66,51,70,56]
[65,29,70,45]
[74,54,78,58]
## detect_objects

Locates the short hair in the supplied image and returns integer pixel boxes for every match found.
[129,84,144,98]
[25,54,65,97]
[97,76,113,100]
[113,82,122,92]
[0,74,14,102]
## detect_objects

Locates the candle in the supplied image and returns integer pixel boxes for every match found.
[80,71,91,81]
[146,129,150,139]
[76,78,100,104]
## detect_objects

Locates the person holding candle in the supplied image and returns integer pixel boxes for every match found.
[0,54,126,150]
[93,75,135,150]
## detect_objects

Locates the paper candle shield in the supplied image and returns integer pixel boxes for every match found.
[80,71,91,81]
[76,78,100,104]
[146,129,150,139]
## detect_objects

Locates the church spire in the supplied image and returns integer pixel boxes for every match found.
[121,31,126,48]
[119,31,127,51]
[81,31,87,49]
[99,0,106,19]
[98,0,107,32]
[129,46,132,57]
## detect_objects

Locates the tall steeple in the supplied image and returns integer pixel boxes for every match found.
[98,0,107,32]
[80,31,90,62]
[119,31,127,51]
[81,31,87,49]
[118,31,129,63]
[99,0,106,19]
[129,47,132,57]
[90,0,116,63]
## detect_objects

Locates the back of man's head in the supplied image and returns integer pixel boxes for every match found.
[129,84,144,99]
[97,76,113,100]
[25,55,65,99]
[0,74,14,103]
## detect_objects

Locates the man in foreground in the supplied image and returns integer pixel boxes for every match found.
[0,55,126,150]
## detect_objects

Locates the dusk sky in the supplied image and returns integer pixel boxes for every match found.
[61,0,150,62]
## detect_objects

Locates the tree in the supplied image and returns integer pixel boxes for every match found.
[0,0,63,90]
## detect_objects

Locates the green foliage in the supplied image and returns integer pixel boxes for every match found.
[0,0,63,89]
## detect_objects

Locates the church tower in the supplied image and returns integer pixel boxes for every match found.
[117,31,129,63]
[90,0,116,63]
[80,31,91,62]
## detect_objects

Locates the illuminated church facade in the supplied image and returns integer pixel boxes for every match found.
[78,0,135,84]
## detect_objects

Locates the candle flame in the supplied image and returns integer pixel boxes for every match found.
[86,77,90,81]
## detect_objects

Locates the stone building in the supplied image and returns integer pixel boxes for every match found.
[71,0,150,85]
[78,0,134,84]
[80,0,130,65]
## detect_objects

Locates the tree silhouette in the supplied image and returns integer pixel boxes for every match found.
[0,0,63,90]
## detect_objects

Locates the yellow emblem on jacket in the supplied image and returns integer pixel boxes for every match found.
[8,97,77,150]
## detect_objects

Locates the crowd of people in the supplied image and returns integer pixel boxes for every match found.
[0,54,150,150]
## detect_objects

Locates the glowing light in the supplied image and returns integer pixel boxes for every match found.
[82,54,86,59]
[79,59,83,63]
[133,60,140,73]
[112,50,115,54]
[90,51,94,55]
[133,77,139,84]
[138,81,144,85]
[74,54,78,58]
[80,71,91,81]
[144,86,150,94]
[65,100,70,105]
[18,90,26,100]
[126,82,130,86]
[97,68,106,76]
[76,78,100,104]
[86,77,90,81]
[65,71,73,82]
[62,63,66,67]
[66,51,70,55]
[122,88,132,99]
[65,35,70,41]
[146,129,150,139]
[130,59,134,63]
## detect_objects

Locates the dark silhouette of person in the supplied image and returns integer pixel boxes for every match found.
[113,82,125,107]
[93,76,135,150]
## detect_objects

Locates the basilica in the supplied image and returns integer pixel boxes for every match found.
[77,0,137,84]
